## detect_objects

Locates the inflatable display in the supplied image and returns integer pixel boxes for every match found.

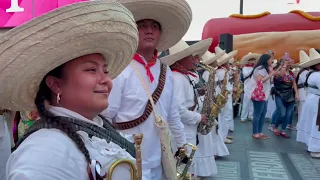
[202,10,320,63]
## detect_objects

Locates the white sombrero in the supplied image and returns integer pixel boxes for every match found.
[201,50,225,65]
[118,0,192,51]
[299,50,310,68]
[299,48,320,68]
[216,47,238,66]
[160,38,213,66]
[0,1,139,111]
[240,52,261,65]
[229,58,235,64]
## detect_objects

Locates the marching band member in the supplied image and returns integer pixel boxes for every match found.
[294,51,310,135]
[240,53,261,122]
[215,47,238,144]
[104,0,191,179]
[161,38,213,178]
[161,39,212,151]
[201,52,230,158]
[297,49,315,145]
[3,1,141,179]
[195,51,230,177]
[297,48,320,158]
[228,58,235,132]
[296,51,311,144]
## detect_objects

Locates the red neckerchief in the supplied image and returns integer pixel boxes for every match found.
[170,63,197,77]
[217,65,229,71]
[133,50,158,82]
[245,64,254,67]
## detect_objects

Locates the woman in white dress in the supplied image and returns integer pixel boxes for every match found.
[296,49,320,158]
[2,1,141,179]
[298,48,320,158]
[295,50,310,143]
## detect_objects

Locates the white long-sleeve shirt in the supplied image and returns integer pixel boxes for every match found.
[6,106,134,180]
[103,58,186,169]
[216,68,233,94]
[172,72,201,139]
[242,66,254,92]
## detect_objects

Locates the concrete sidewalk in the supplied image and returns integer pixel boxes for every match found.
[203,118,318,180]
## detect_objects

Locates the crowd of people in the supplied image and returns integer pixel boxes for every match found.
[0,0,319,180]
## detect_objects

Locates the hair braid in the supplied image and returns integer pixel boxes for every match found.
[33,65,92,163]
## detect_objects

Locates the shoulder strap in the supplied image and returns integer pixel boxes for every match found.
[296,68,306,84]
[115,63,167,130]
[244,73,251,81]
[16,116,136,158]
[185,74,199,111]
[304,70,317,88]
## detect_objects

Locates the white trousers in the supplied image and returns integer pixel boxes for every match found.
[0,116,11,180]
[218,96,233,140]
[142,165,164,180]
[240,92,253,120]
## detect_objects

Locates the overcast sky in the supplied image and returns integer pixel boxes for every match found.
[183,0,320,40]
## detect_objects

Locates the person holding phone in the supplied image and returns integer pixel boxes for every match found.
[271,56,299,138]
[248,54,278,139]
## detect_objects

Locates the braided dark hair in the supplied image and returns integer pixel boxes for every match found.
[34,64,91,163]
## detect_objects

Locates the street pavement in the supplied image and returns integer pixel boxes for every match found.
[203,118,319,180]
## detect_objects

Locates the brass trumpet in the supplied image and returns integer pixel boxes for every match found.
[195,63,215,72]
[106,134,143,180]
[176,143,197,180]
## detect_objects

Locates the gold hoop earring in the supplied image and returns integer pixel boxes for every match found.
[57,93,61,104]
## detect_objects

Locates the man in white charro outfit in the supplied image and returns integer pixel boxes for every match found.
[215,47,238,144]
[104,0,192,179]
[160,39,212,151]
[296,50,310,144]
[160,38,213,178]
[240,53,261,122]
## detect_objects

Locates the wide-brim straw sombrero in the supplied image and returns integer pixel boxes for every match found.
[118,0,192,51]
[202,50,225,65]
[0,1,139,111]
[216,47,238,66]
[300,48,320,68]
[240,52,261,65]
[160,38,213,66]
[299,50,310,68]
[229,58,235,64]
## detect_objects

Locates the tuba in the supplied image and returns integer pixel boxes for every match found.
[176,143,197,180]
[196,63,219,135]
[106,134,143,180]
